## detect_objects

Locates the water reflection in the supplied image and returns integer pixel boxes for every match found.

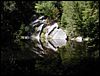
[21,16,67,57]
[2,16,98,75]
[2,32,98,76]
[25,37,67,58]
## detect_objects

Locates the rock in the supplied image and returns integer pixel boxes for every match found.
[76,36,83,42]
[71,36,83,42]
[49,39,67,48]
[20,16,67,54]
[50,28,67,40]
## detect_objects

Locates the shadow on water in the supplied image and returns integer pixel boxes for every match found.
[1,37,99,75]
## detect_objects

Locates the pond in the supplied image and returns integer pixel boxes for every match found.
[1,37,99,75]
[1,15,99,75]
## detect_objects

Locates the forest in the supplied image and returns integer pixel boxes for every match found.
[1,1,99,75]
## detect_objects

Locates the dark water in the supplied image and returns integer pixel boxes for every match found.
[1,39,99,75]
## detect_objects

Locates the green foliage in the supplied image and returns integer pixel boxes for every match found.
[60,1,99,60]
[61,1,77,37]
[35,1,60,20]
[61,1,99,38]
